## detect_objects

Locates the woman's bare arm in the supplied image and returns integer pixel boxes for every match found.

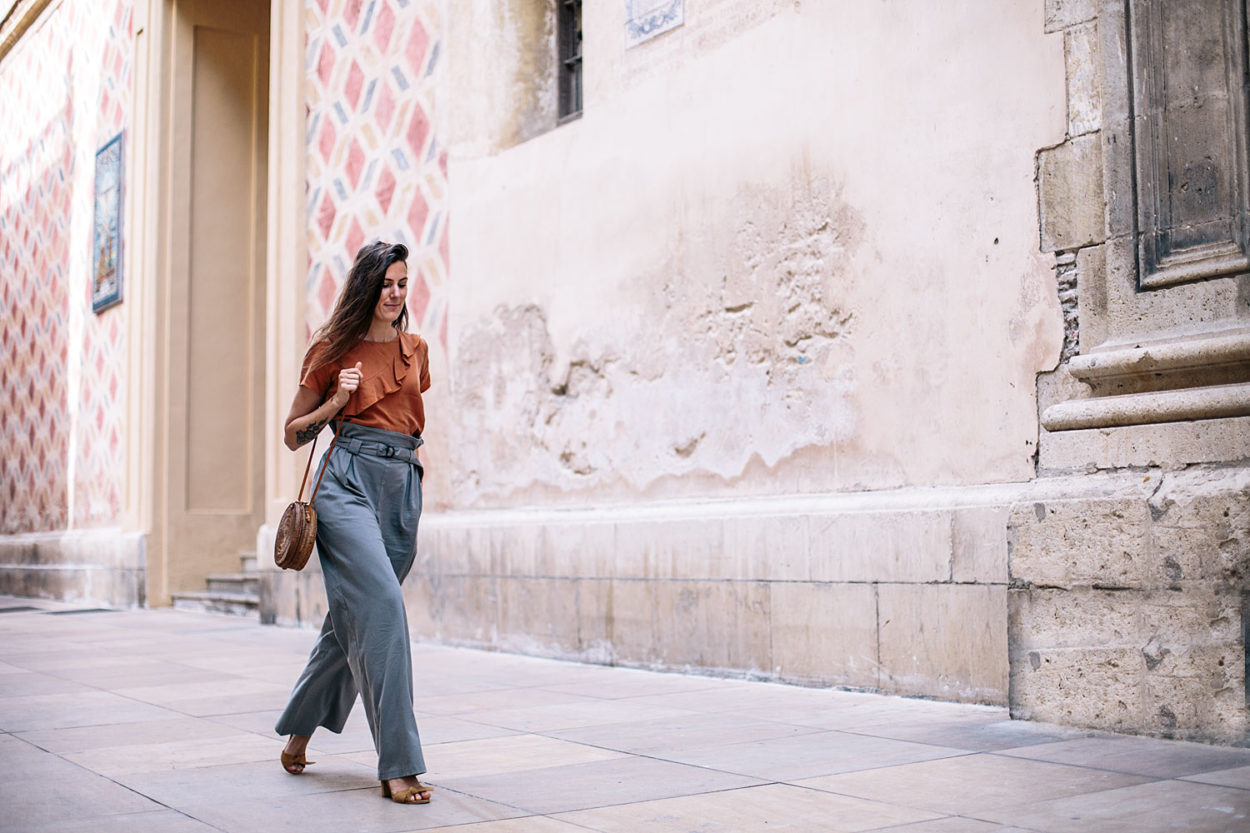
[283,362,363,450]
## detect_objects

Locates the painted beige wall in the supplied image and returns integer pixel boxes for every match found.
[446,1,1067,508]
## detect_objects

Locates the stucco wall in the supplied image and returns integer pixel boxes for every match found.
[446,1,1066,509]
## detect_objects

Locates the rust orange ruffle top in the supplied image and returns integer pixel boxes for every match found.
[300,331,431,436]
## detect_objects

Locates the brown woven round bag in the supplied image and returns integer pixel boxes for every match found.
[274,425,341,571]
[274,501,318,570]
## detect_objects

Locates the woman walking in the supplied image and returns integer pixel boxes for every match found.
[275,241,434,805]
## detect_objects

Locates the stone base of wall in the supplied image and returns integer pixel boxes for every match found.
[0,529,146,608]
[1008,465,1249,745]
[258,468,1249,740]
[263,485,1024,705]
[256,523,328,628]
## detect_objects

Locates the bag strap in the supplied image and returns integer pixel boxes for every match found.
[296,419,344,502]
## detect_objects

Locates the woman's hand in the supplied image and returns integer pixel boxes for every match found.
[283,362,364,451]
[332,362,364,407]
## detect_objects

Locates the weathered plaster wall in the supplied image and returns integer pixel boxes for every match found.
[443,0,555,154]
[447,1,1066,508]
[386,0,1071,706]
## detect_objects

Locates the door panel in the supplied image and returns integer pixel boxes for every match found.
[165,0,269,593]
[187,25,260,512]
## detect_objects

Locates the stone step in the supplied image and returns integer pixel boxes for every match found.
[239,552,258,573]
[170,591,259,618]
[206,572,259,595]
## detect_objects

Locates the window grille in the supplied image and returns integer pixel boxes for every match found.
[558,0,583,122]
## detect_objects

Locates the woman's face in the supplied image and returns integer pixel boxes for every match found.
[373,260,408,327]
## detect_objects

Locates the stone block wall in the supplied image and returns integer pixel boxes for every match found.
[1008,467,1249,743]
[399,492,1018,705]
[0,530,145,607]
[259,526,329,629]
[1022,0,1250,744]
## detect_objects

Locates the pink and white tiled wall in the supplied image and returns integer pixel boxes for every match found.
[0,0,132,534]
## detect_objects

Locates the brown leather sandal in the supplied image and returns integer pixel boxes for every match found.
[381,780,434,804]
[281,750,315,774]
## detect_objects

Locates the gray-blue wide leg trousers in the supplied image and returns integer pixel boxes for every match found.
[275,423,426,781]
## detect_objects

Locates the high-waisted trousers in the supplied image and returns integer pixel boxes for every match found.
[275,422,426,781]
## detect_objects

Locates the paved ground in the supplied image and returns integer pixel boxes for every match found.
[2,596,1249,833]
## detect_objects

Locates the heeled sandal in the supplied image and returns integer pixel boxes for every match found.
[381,780,434,804]
[281,750,315,774]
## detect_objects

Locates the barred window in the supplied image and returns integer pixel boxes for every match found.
[557,0,583,122]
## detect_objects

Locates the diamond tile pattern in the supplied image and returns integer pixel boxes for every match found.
[305,0,449,348]
[0,0,132,533]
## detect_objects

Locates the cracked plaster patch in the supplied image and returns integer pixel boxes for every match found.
[451,180,862,503]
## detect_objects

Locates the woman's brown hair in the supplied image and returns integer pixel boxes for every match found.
[307,241,409,373]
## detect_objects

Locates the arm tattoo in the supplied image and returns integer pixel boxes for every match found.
[295,417,330,447]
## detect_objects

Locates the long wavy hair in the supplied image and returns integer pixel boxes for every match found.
[308,241,409,373]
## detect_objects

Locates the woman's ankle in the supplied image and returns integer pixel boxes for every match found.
[284,733,311,752]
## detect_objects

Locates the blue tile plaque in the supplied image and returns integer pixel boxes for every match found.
[626,0,683,48]
[91,132,124,313]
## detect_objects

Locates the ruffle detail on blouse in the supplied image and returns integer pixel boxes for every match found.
[342,332,417,417]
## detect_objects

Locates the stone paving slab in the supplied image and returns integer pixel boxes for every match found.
[1,596,1248,833]
[555,783,944,832]
[996,734,1250,778]
[795,755,1152,817]
[1183,765,1250,790]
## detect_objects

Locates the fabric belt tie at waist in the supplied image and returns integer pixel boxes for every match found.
[341,436,424,465]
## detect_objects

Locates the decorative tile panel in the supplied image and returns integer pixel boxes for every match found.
[626,0,684,47]
[305,0,449,350]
